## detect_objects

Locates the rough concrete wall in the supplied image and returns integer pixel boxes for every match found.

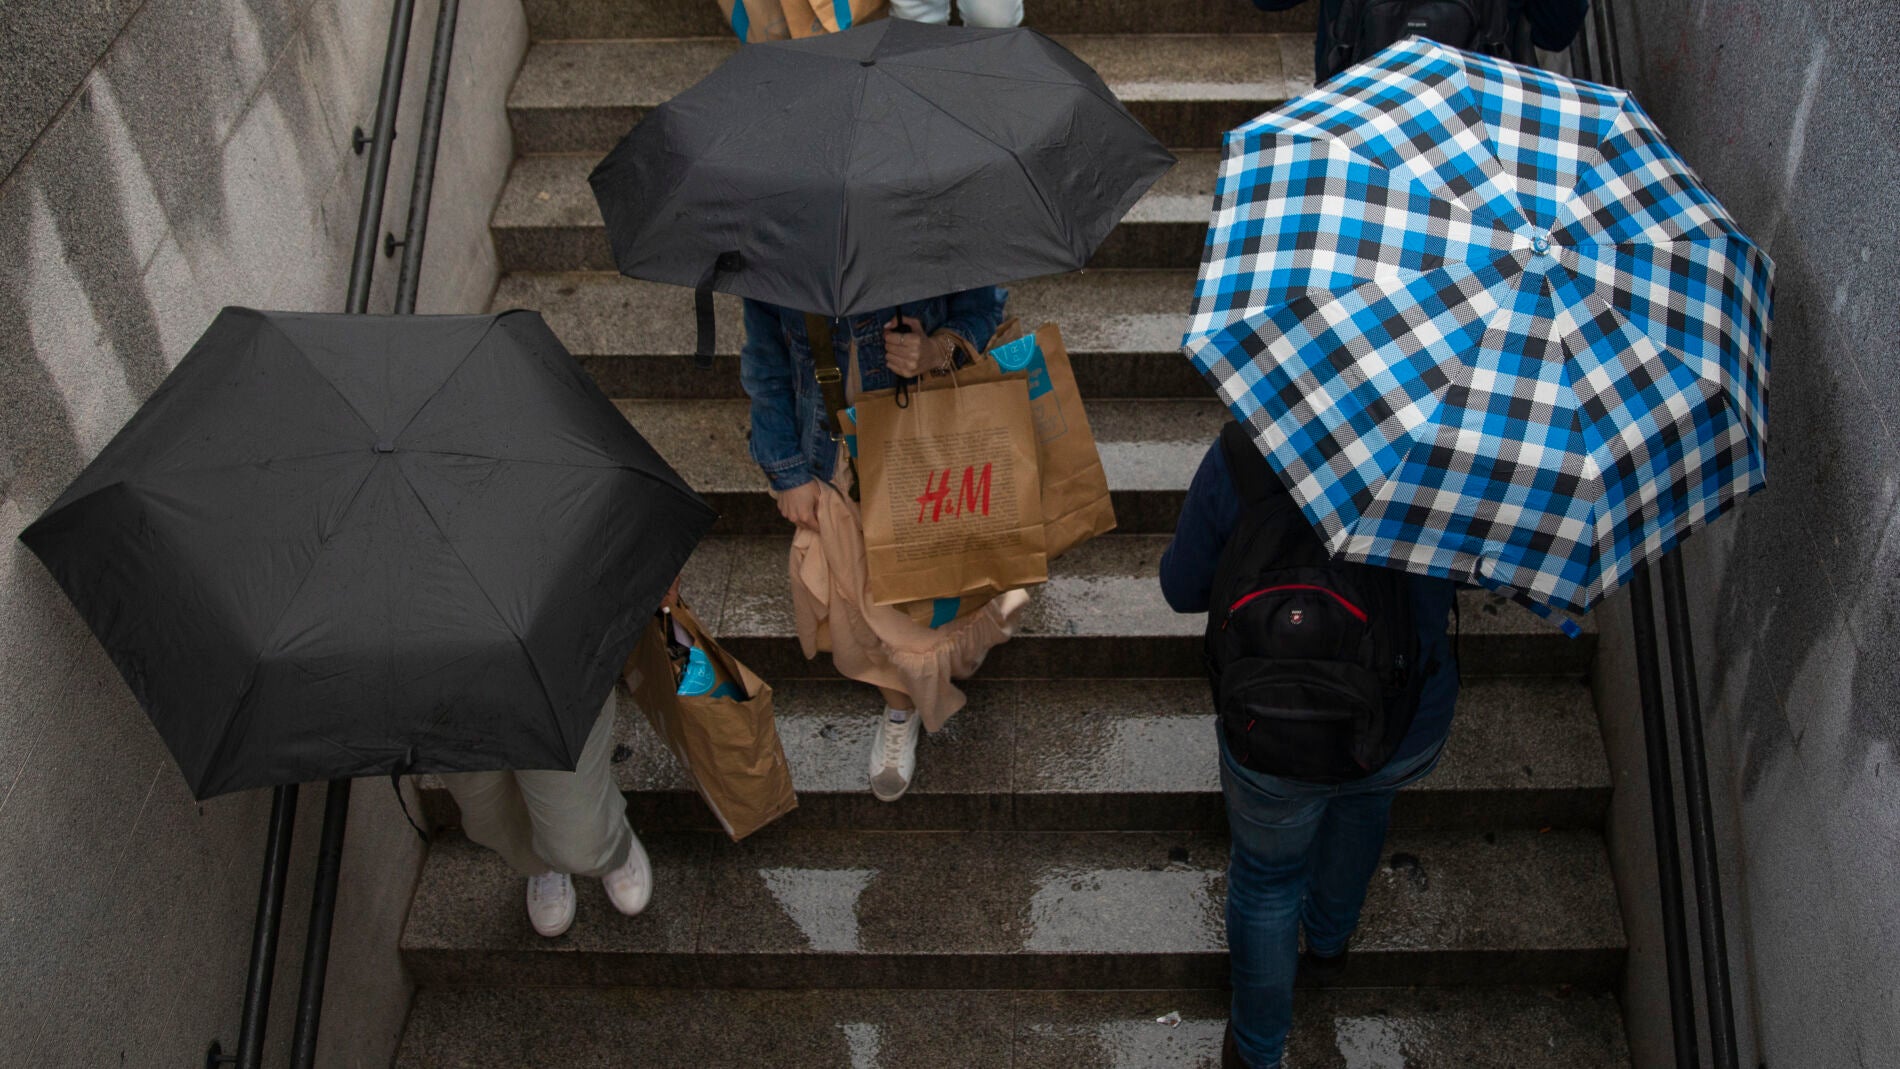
[0,0,526,1065]
[1589,2,1900,1067]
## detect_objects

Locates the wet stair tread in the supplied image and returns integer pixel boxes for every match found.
[396,984,1632,1067]
[399,826,1626,988]
[415,677,1612,832]
[491,151,1220,271]
[508,38,1305,152]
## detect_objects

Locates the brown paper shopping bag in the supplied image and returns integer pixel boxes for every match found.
[988,324,1117,560]
[716,0,795,42]
[947,322,1117,561]
[782,0,889,37]
[625,601,796,841]
[856,376,1048,606]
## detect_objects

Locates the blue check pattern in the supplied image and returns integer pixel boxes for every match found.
[1182,39,1773,622]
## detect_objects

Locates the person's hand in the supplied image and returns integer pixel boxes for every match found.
[660,573,682,610]
[776,480,822,531]
[883,316,950,378]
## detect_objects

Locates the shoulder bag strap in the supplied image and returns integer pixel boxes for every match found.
[804,313,847,439]
[804,312,861,501]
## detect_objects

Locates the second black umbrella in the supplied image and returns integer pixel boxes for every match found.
[589,18,1175,341]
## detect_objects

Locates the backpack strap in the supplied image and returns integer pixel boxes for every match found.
[1478,0,1518,58]
[1219,420,1287,507]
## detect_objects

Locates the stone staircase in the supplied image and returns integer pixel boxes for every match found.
[394,3,1634,1064]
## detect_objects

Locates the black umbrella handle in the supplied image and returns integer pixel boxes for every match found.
[888,302,915,408]
[694,251,743,369]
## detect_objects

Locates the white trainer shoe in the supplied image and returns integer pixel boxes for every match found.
[526,871,576,938]
[867,711,922,802]
[602,833,653,917]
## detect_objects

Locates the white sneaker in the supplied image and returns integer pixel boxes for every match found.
[602,834,653,917]
[526,871,575,938]
[867,711,921,802]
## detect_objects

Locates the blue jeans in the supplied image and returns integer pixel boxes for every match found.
[1220,729,1445,1068]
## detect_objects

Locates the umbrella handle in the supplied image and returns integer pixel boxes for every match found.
[887,302,915,408]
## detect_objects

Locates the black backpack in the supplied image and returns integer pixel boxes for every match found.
[1206,422,1428,782]
[1323,0,1518,81]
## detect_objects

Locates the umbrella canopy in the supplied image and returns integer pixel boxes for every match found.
[589,18,1175,321]
[1182,39,1772,623]
[20,308,716,799]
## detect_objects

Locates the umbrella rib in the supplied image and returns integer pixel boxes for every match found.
[874,67,1074,258]
[118,450,372,480]
[893,31,1138,118]
[196,456,382,788]
[388,317,506,444]
[389,464,572,754]
[1334,254,1527,544]
[396,449,630,469]
[834,67,875,314]
[259,316,381,440]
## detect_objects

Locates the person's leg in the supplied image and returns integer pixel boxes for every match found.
[955,0,1023,27]
[439,769,546,877]
[1301,745,1445,958]
[442,766,578,937]
[1220,729,1328,1069]
[888,0,953,24]
[515,691,637,879]
[1299,786,1397,957]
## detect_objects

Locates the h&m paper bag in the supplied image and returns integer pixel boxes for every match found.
[855,377,1047,606]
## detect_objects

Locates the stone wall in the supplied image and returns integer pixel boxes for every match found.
[0,0,526,1064]
[1589,2,1899,1066]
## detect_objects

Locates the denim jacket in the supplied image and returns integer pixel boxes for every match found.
[739,287,1008,491]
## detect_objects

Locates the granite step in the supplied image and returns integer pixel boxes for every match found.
[399,826,1626,990]
[416,676,1611,834]
[674,535,1596,683]
[397,984,1631,1067]
[493,149,1217,273]
[522,0,1317,40]
[622,396,1222,535]
[507,37,1304,153]
[496,269,1208,399]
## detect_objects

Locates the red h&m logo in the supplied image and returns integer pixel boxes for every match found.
[916,464,993,523]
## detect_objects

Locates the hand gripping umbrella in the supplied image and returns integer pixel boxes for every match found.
[588,17,1176,358]
[19,308,716,799]
[1182,39,1772,628]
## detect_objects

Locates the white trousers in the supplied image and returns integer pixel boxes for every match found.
[440,691,633,878]
[888,0,1024,27]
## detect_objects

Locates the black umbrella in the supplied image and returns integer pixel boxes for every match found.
[588,18,1175,352]
[19,307,716,799]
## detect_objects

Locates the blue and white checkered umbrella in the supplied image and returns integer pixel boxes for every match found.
[1182,39,1773,626]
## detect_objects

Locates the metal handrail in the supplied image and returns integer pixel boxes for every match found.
[1572,6,1743,1067]
[205,0,462,1063]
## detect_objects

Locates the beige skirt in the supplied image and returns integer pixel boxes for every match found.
[784,465,1029,732]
